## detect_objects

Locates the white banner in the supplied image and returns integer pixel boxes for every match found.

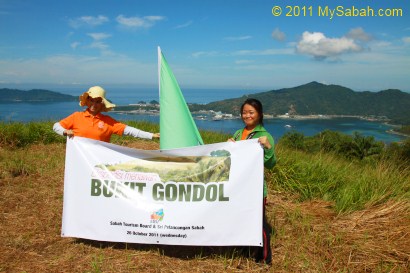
[61,137,264,246]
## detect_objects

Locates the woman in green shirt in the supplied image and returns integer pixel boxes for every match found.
[229,98,276,265]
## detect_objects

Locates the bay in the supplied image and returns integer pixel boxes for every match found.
[113,113,405,144]
[0,87,407,143]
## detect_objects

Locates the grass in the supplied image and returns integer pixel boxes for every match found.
[0,121,409,272]
[268,145,409,213]
[0,120,229,148]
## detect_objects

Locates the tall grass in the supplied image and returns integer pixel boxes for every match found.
[269,145,410,213]
[200,130,231,144]
[1,121,408,214]
[0,121,65,148]
[0,120,230,148]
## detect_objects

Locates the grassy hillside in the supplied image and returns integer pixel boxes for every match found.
[1,121,409,272]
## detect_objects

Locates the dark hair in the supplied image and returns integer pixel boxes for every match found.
[240,98,264,125]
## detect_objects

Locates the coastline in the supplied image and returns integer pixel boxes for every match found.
[275,115,409,138]
[275,114,389,121]
[1,102,407,143]
[114,109,392,123]
[111,108,410,139]
[386,129,410,138]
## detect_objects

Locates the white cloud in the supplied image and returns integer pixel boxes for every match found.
[224,36,252,41]
[89,41,110,51]
[87,33,111,41]
[0,54,157,85]
[372,41,392,48]
[116,15,165,28]
[191,48,294,60]
[271,28,286,42]
[69,15,109,28]
[232,48,293,56]
[144,16,164,22]
[191,48,292,58]
[86,33,112,54]
[296,31,362,60]
[174,20,193,29]
[70,42,80,50]
[345,27,373,42]
[235,60,254,64]
[403,37,410,44]
[191,51,219,58]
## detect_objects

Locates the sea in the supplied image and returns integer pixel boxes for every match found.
[0,87,407,144]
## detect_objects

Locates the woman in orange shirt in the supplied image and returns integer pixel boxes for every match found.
[53,86,160,142]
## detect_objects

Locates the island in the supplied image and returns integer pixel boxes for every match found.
[0,88,77,102]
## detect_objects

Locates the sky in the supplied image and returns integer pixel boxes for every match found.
[0,0,409,92]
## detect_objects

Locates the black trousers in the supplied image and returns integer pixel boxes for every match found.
[255,198,272,264]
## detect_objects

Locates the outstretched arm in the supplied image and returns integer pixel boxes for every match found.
[123,125,159,139]
[53,122,74,138]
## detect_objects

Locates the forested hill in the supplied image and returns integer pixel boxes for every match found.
[0,88,76,102]
[192,82,410,125]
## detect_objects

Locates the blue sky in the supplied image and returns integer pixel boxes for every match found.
[0,0,409,92]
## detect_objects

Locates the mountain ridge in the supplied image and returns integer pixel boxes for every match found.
[190,81,410,125]
[0,88,77,102]
[1,82,409,125]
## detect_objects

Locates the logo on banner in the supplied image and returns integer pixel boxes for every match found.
[151,208,164,223]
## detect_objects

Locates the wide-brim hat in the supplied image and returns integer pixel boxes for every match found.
[79,86,116,112]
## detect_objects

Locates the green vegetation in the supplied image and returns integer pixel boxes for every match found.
[189,81,410,125]
[263,130,409,213]
[1,121,408,214]
[269,145,409,213]
[279,130,410,164]
[0,120,230,149]
[397,125,410,135]
[0,121,66,148]
[1,121,409,272]
[0,88,77,102]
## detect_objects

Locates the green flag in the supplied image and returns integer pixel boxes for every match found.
[158,47,204,150]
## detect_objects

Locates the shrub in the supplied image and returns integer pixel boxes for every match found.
[279,130,387,162]
[0,121,65,148]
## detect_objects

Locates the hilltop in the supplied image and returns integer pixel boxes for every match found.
[0,88,77,102]
[190,82,410,125]
[0,121,409,272]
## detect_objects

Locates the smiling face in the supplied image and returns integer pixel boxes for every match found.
[87,97,104,115]
[241,103,261,130]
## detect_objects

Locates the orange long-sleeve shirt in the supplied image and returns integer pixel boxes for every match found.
[59,109,126,142]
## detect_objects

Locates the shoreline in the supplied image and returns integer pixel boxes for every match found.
[274,115,409,137]
[274,114,389,121]
[386,129,410,138]
[114,109,393,123]
[112,109,410,138]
